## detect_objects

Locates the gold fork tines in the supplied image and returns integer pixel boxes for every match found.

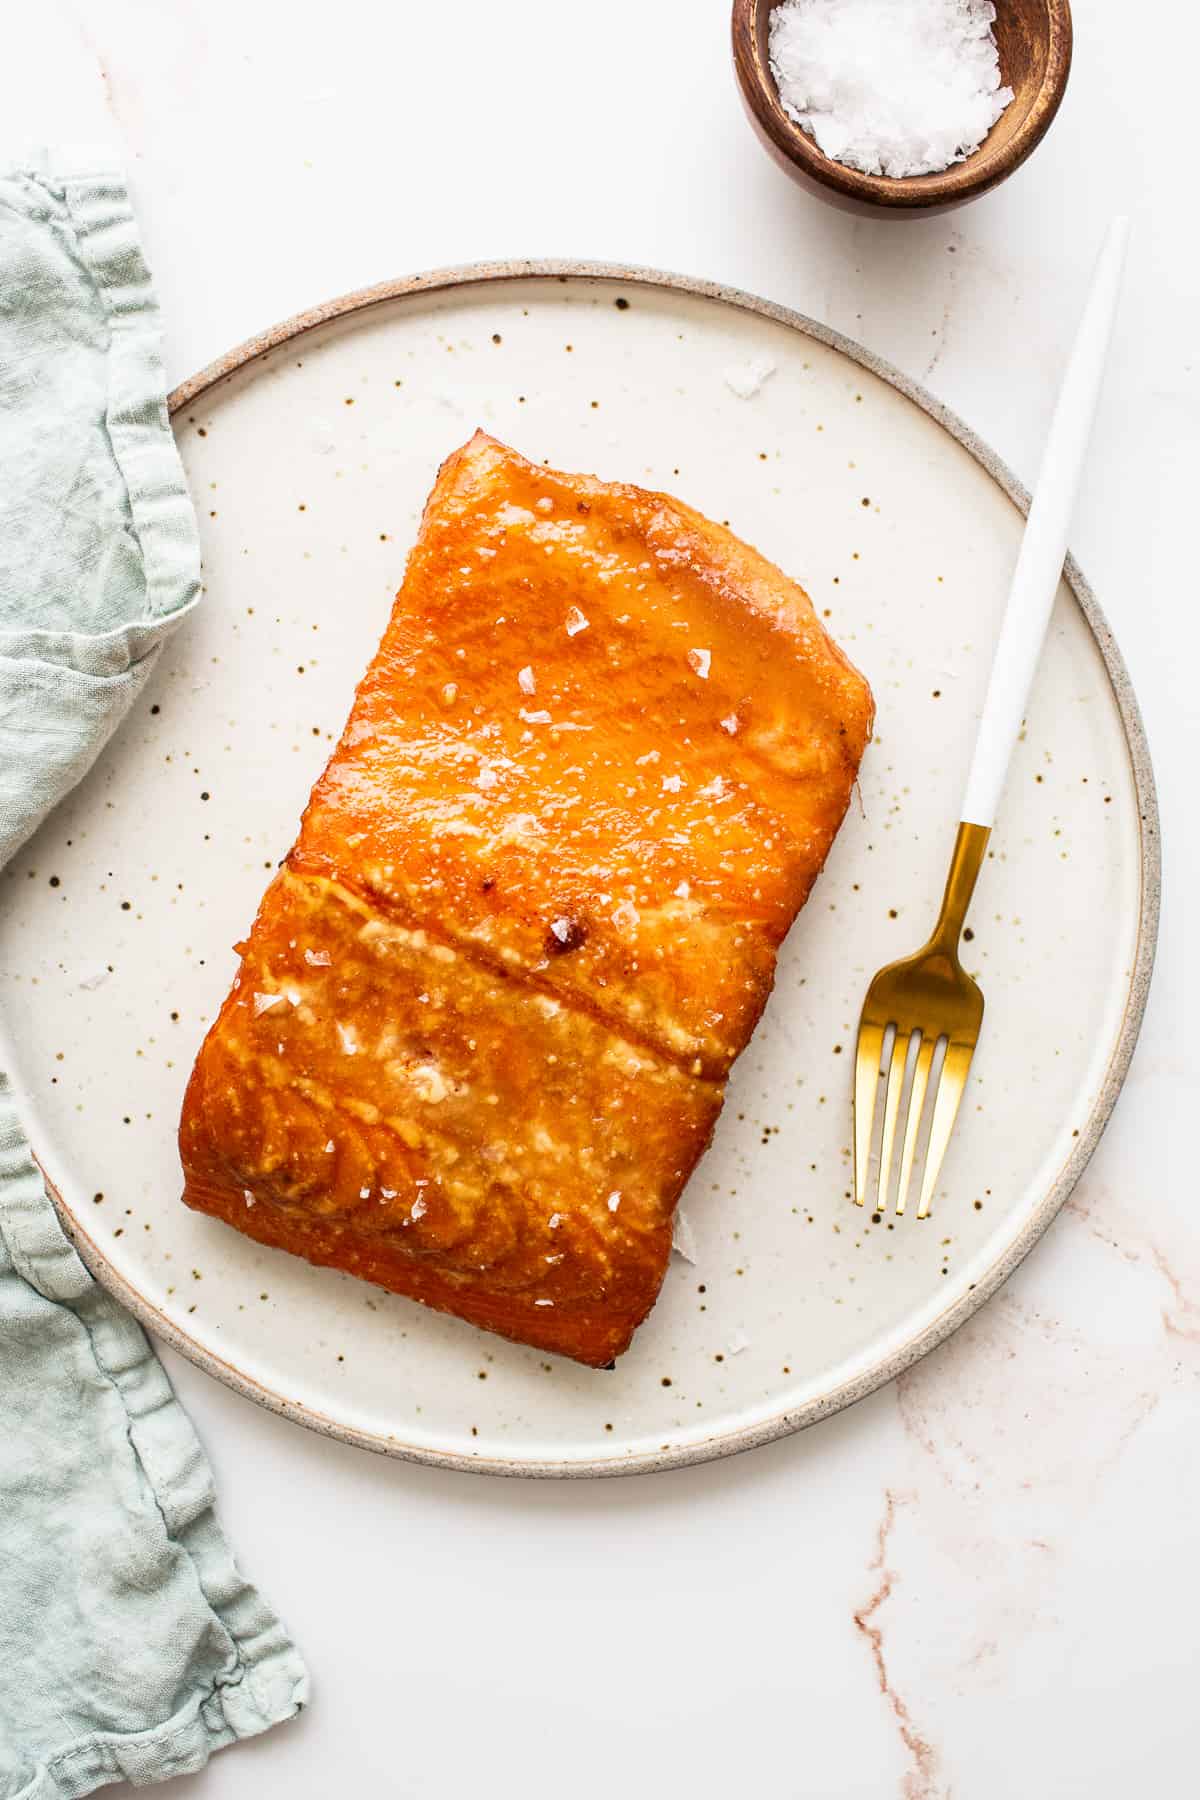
[854,822,989,1219]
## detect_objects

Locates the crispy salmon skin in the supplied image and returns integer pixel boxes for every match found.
[179,433,873,1365]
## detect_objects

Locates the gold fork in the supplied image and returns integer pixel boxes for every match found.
[853,218,1130,1219]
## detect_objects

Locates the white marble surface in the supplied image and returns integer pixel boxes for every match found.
[4,3,1197,1794]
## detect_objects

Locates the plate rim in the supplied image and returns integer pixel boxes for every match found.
[42,258,1160,1478]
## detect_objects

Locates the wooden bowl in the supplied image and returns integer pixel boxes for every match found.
[732,0,1072,214]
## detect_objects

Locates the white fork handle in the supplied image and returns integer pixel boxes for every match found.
[960,218,1129,830]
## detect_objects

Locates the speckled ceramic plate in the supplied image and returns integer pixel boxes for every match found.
[0,263,1157,1477]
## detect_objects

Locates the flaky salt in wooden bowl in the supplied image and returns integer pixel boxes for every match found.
[731,0,1072,215]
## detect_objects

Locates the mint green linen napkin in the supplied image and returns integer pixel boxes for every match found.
[0,154,309,1799]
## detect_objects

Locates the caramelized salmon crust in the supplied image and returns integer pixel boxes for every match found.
[180,432,873,1366]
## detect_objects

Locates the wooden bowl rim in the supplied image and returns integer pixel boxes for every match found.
[731,0,1073,210]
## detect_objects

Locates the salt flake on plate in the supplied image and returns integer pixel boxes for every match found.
[727,1328,751,1356]
[722,356,776,400]
[518,665,536,695]
[688,647,712,679]
[304,948,331,967]
[719,713,739,735]
[607,1190,622,1213]
[671,1210,698,1264]
[564,606,590,638]
[253,991,283,1015]
[76,964,110,991]
[661,774,683,793]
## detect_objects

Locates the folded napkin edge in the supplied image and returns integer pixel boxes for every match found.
[9,1645,308,1800]
[0,147,126,185]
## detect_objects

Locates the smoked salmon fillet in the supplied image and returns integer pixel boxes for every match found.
[179,432,873,1366]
